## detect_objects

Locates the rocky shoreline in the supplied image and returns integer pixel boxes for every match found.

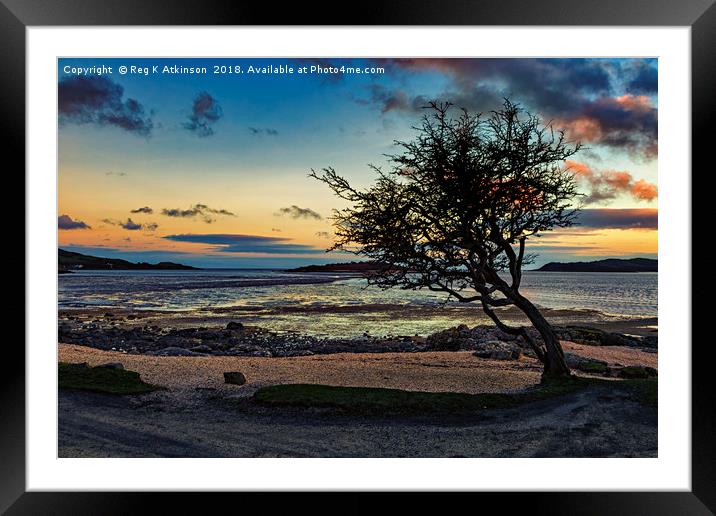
[59,311,657,360]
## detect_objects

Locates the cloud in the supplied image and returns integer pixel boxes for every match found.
[248,127,279,136]
[566,160,657,204]
[102,218,158,231]
[358,85,415,114]
[161,203,236,224]
[631,179,658,201]
[360,83,502,116]
[315,231,331,239]
[130,206,153,214]
[58,76,154,136]
[575,208,657,230]
[122,218,142,230]
[527,244,603,252]
[184,92,223,137]
[555,95,657,159]
[359,58,658,159]
[162,234,323,254]
[105,171,127,176]
[365,59,612,113]
[276,205,322,220]
[58,214,90,230]
[625,60,658,94]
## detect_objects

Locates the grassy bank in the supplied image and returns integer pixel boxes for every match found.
[59,362,160,395]
[253,377,657,415]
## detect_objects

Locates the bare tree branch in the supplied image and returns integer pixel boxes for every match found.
[312,99,578,377]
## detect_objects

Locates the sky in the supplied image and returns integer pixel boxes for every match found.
[58,58,658,268]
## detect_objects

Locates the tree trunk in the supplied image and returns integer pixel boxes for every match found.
[511,293,571,379]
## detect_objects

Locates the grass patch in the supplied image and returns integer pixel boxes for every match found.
[59,362,160,395]
[253,376,658,415]
[254,378,587,416]
[619,366,657,379]
[577,361,609,374]
[619,378,658,407]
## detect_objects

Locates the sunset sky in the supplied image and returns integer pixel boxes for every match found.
[58,58,657,268]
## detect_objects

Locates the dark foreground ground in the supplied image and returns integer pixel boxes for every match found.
[59,384,657,458]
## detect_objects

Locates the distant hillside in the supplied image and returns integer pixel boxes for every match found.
[536,258,657,273]
[59,249,199,271]
[285,261,385,273]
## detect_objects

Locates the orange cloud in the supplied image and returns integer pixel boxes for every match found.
[603,171,632,190]
[556,94,657,159]
[557,117,603,141]
[613,94,652,111]
[565,160,657,204]
[631,179,658,201]
[565,160,591,176]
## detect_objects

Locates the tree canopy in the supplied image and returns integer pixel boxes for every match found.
[312,100,581,297]
[312,100,583,377]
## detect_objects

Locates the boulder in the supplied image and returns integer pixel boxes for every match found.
[66,362,89,369]
[641,336,658,349]
[562,326,641,347]
[96,362,124,370]
[601,332,640,347]
[426,329,462,351]
[226,322,244,330]
[223,371,247,385]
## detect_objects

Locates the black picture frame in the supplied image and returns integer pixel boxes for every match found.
[4,0,713,513]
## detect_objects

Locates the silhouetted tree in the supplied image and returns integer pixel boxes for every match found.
[311,100,582,378]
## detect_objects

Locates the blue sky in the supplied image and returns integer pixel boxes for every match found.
[58,58,658,268]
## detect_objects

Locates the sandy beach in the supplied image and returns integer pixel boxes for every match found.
[59,341,656,394]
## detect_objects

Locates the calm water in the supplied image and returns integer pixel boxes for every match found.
[59,269,657,337]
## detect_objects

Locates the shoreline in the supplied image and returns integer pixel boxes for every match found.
[58,305,657,359]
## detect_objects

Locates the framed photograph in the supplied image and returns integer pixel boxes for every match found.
[6,0,713,512]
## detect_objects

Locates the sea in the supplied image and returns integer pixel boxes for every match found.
[58,269,657,338]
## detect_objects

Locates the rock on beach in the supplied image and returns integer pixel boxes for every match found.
[223,371,247,385]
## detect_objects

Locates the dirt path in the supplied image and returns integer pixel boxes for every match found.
[58,385,656,458]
